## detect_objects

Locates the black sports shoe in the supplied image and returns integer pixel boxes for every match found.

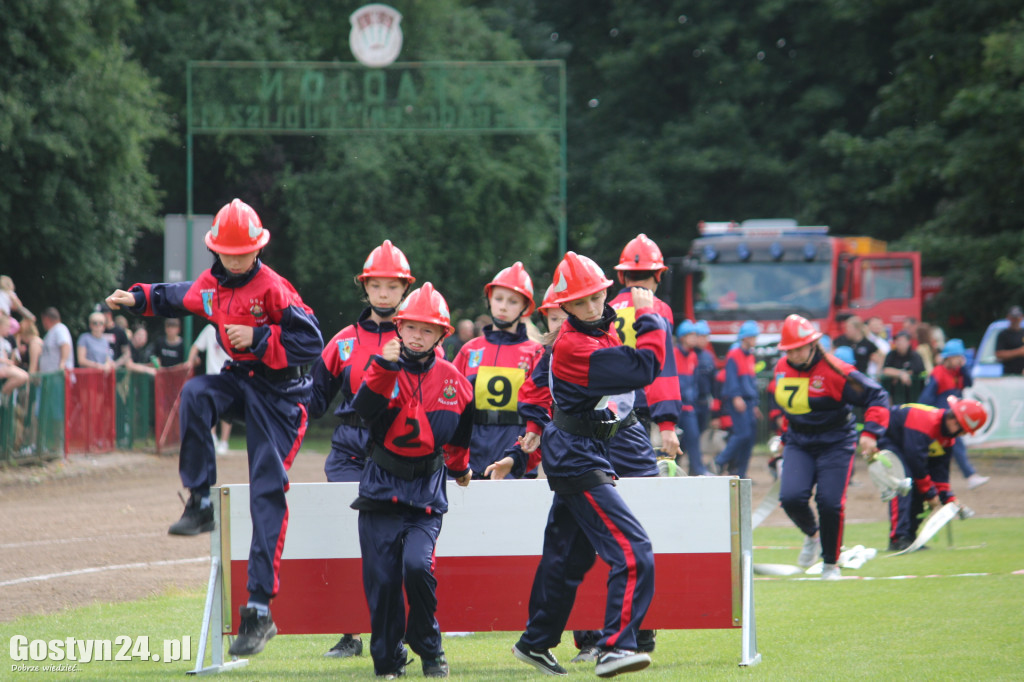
[512,642,567,676]
[887,536,912,552]
[422,652,449,678]
[324,634,363,658]
[636,630,657,653]
[595,648,651,678]
[228,607,277,656]
[168,491,214,535]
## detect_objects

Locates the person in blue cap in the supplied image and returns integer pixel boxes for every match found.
[711,320,761,477]
[673,320,709,475]
[919,339,989,490]
[693,320,716,436]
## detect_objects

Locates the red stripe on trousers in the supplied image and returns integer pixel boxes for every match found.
[584,489,638,648]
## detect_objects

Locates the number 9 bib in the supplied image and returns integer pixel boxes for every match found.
[474,365,525,412]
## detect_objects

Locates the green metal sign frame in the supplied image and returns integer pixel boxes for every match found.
[185,60,568,297]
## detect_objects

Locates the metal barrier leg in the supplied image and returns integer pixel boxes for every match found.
[188,492,247,675]
[739,549,762,667]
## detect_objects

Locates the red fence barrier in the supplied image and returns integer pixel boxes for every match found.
[155,365,193,455]
[64,369,117,455]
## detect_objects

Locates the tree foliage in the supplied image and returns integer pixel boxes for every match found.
[0,0,167,328]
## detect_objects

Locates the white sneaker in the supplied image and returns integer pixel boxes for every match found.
[966,474,989,490]
[958,505,975,520]
[797,535,820,568]
[821,563,842,581]
[216,439,229,455]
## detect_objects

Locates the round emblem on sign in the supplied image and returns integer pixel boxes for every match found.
[349,4,404,68]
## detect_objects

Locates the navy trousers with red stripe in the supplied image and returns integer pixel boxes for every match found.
[888,449,953,541]
[778,434,856,565]
[520,483,654,652]
[179,371,309,603]
[358,509,443,676]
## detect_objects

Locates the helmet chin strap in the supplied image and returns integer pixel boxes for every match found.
[491,316,519,330]
[371,305,398,317]
[791,345,821,372]
[399,340,439,362]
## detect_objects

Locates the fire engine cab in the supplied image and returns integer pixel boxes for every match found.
[663,219,934,365]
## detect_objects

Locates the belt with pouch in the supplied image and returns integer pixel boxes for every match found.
[368,442,443,481]
[552,406,638,441]
[789,410,855,435]
[230,362,303,382]
[473,410,525,426]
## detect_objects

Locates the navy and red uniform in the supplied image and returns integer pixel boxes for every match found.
[516,305,664,655]
[879,404,960,542]
[919,364,976,479]
[674,342,707,474]
[713,345,759,477]
[309,308,397,482]
[128,259,323,606]
[608,288,681,477]
[350,350,473,677]
[695,345,716,433]
[454,324,544,477]
[773,352,889,566]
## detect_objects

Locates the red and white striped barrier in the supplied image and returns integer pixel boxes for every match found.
[192,477,759,673]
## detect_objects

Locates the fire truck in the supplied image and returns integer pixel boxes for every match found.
[663,219,937,365]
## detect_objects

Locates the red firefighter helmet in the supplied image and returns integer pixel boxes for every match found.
[777,314,823,350]
[484,261,536,317]
[358,240,415,283]
[614,233,668,282]
[551,252,613,305]
[393,282,453,337]
[947,396,988,436]
[205,199,270,255]
[537,284,560,313]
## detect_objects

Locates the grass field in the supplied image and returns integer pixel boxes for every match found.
[3,517,1022,681]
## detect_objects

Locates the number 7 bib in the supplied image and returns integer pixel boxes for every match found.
[775,376,811,415]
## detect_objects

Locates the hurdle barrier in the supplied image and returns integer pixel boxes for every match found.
[189,476,759,674]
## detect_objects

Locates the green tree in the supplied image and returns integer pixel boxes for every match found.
[0,0,168,329]
[824,2,1024,327]
[282,1,560,328]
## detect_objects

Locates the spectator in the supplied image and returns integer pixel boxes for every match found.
[916,323,935,372]
[865,316,891,378]
[0,312,30,397]
[15,317,44,374]
[442,318,475,360]
[994,305,1024,375]
[77,312,115,369]
[901,317,920,349]
[188,323,233,455]
[834,315,882,376]
[881,331,925,404]
[0,275,36,322]
[153,318,186,367]
[96,303,131,368]
[114,314,130,331]
[127,326,157,376]
[38,307,73,373]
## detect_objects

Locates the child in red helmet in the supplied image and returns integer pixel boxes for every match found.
[773,314,890,579]
[511,252,663,678]
[879,396,986,550]
[349,282,473,679]
[308,240,415,659]
[106,198,323,656]
[454,262,544,478]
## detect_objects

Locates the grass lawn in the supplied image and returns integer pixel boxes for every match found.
[3,517,1022,680]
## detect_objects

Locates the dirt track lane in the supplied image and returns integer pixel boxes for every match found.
[1,448,1018,622]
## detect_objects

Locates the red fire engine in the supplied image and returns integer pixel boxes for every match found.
[664,219,937,363]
